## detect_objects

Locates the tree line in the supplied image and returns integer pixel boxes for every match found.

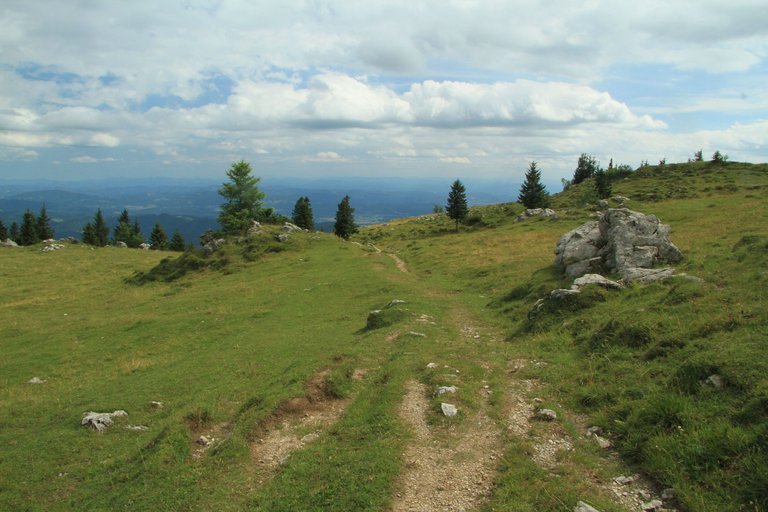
[0,206,54,246]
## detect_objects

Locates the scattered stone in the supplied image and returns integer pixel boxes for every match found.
[642,499,664,511]
[387,299,406,307]
[426,363,438,369]
[300,432,320,443]
[704,374,725,389]
[572,274,623,290]
[574,501,602,512]
[125,425,149,432]
[116,241,128,248]
[593,435,612,449]
[534,409,558,421]
[516,208,558,222]
[42,243,65,252]
[276,233,290,243]
[613,475,637,485]
[247,220,262,236]
[550,288,581,300]
[597,199,609,209]
[441,403,458,417]
[81,410,128,432]
[1,238,19,247]
[138,243,151,250]
[283,222,304,233]
[611,196,630,205]
[196,435,212,446]
[436,386,458,395]
[661,488,675,502]
[407,331,426,338]
[149,401,163,409]
[202,238,225,256]
[27,377,46,384]
[586,426,602,435]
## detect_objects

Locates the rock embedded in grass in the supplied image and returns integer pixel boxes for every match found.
[574,501,602,512]
[533,408,557,421]
[81,410,128,432]
[436,386,457,395]
[441,403,458,417]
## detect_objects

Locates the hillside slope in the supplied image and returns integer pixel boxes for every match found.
[1,161,766,511]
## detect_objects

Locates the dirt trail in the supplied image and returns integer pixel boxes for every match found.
[387,253,409,273]
[392,380,501,512]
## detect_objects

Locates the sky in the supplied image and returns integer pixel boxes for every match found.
[1,0,767,186]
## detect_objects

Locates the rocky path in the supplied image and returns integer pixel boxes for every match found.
[392,380,501,512]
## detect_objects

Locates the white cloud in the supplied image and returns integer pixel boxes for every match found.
[70,155,99,163]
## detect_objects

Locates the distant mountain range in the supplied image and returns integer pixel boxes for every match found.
[0,176,523,244]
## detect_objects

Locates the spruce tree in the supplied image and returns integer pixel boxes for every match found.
[169,229,186,251]
[10,222,19,243]
[113,209,133,246]
[36,205,54,240]
[132,220,144,246]
[92,209,109,246]
[291,196,315,230]
[445,179,468,231]
[594,168,612,199]
[333,195,358,240]
[82,223,97,245]
[19,210,39,245]
[149,223,168,250]
[218,160,266,234]
[573,153,599,184]
[0,219,7,240]
[517,161,550,208]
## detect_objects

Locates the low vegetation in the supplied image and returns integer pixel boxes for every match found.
[1,160,766,511]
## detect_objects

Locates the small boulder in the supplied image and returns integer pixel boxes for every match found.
[116,241,128,248]
[247,221,262,236]
[27,377,47,384]
[436,386,458,395]
[574,502,602,512]
[621,267,676,283]
[704,374,725,389]
[276,233,290,243]
[426,363,438,369]
[282,222,303,233]
[196,435,212,446]
[149,401,164,409]
[1,238,19,247]
[572,274,623,290]
[441,403,458,417]
[534,408,558,421]
[125,425,149,432]
[81,410,128,432]
[138,243,151,250]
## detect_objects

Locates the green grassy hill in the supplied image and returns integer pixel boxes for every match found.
[1,161,766,511]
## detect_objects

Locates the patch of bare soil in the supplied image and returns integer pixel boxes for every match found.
[387,253,409,273]
[392,380,502,512]
[249,370,353,481]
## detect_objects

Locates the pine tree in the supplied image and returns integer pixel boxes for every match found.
[218,160,266,235]
[132,220,144,247]
[149,223,168,250]
[445,179,468,231]
[169,229,186,251]
[93,209,109,246]
[0,219,7,240]
[19,210,39,245]
[10,222,19,243]
[594,168,612,199]
[291,196,315,230]
[36,205,54,240]
[517,161,550,208]
[573,153,599,184]
[333,195,358,240]
[113,209,134,246]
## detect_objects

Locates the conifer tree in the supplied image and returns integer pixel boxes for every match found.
[0,219,7,240]
[82,223,97,245]
[594,168,612,199]
[218,160,266,234]
[333,195,358,240]
[36,205,54,240]
[92,209,109,246]
[517,161,550,208]
[149,223,168,250]
[10,222,19,243]
[113,209,143,247]
[19,210,39,245]
[445,179,468,231]
[573,153,599,184]
[169,229,186,251]
[291,196,315,230]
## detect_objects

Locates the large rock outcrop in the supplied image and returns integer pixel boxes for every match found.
[555,208,682,280]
